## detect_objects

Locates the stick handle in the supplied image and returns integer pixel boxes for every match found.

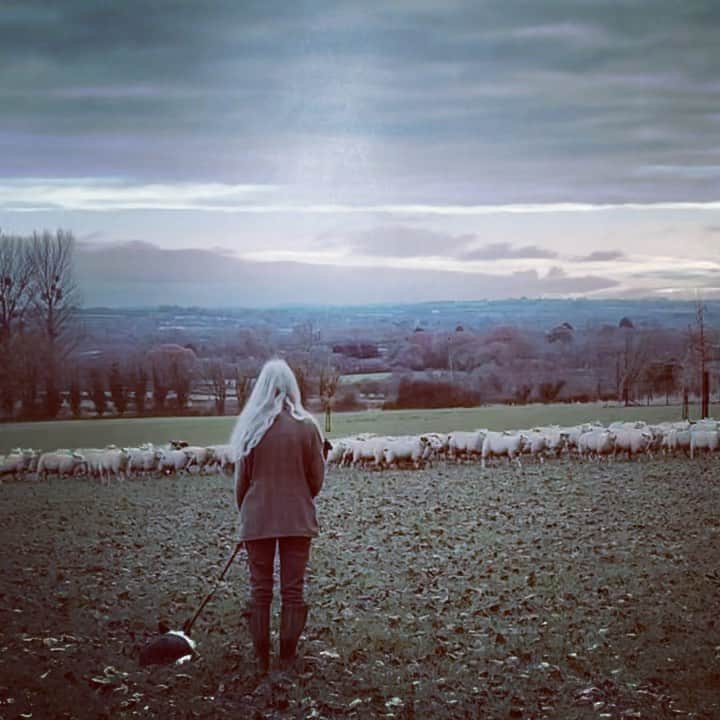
[183,543,243,635]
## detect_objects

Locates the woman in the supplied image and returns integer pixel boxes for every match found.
[230,358,325,675]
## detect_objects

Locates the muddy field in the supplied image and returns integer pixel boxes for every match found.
[1,459,719,719]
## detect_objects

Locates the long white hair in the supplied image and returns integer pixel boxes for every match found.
[229,358,322,461]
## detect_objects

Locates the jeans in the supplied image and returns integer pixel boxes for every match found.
[245,536,311,608]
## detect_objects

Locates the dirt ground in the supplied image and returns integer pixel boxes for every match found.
[1,458,719,719]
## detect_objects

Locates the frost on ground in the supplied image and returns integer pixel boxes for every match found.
[0,459,718,719]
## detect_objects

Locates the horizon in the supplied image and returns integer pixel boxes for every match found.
[78,295,719,312]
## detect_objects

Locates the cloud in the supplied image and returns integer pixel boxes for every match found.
[505,22,611,46]
[320,226,475,257]
[74,240,619,306]
[510,269,615,295]
[575,250,626,262]
[635,165,720,180]
[4,179,720,214]
[0,178,275,212]
[76,240,247,284]
[1,1,720,205]
[460,242,558,260]
[626,267,720,283]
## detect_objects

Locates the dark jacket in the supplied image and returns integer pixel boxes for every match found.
[235,408,325,541]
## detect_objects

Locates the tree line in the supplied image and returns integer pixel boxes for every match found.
[0,230,79,419]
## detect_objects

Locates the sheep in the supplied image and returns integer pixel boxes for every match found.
[661,428,691,457]
[76,448,108,481]
[518,430,552,464]
[613,428,654,461]
[564,423,602,453]
[345,436,387,468]
[447,430,486,462]
[0,450,31,481]
[421,432,450,463]
[481,431,528,469]
[36,451,87,480]
[382,435,432,469]
[126,445,162,478]
[100,447,130,482]
[206,444,235,475]
[182,445,214,474]
[542,429,569,459]
[158,448,190,475]
[577,430,615,461]
[690,430,719,459]
[325,438,352,466]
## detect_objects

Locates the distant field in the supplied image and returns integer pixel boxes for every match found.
[338,372,393,384]
[0,402,706,453]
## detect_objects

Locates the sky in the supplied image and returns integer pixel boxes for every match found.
[1,0,719,306]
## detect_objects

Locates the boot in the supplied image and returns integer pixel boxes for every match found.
[279,603,308,670]
[246,603,271,675]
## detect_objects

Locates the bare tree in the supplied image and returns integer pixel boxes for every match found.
[131,365,149,416]
[204,360,227,415]
[0,233,34,416]
[0,233,33,342]
[538,380,565,403]
[641,361,678,406]
[152,363,169,412]
[688,299,714,418]
[319,364,341,432]
[292,321,315,352]
[235,367,253,411]
[68,370,83,418]
[147,344,197,414]
[90,369,107,417]
[15,330,42,418]
[290,362,311,404]
[109,362,129,415]
[171,360,193,411]
[27,230,80,418]
[512,383,533,405]
[619,328,649,406]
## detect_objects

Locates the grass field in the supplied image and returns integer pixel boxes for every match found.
[0,402,708,454]
[0,458,718,718]
[338,372,393,384]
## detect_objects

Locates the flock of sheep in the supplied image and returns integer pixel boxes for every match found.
[326,418,720,470]
[0,441,236,483]
[1,418,718,483]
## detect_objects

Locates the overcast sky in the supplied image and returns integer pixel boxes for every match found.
[1,0,719,306]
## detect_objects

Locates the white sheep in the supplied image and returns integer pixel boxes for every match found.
[690,430,719,459]
[37,451,87,480]
[382,435,431,469]
[447,430,486,462]
[158,448,190,475]
[577,430,615,461]
[481,431,528,469]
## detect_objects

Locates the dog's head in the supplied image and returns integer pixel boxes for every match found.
[323,439,333,460]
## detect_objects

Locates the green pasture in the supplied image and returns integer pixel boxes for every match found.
[338,372,393,384]
[0,402,705,454]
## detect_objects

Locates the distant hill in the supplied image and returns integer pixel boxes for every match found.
[78,297,718,334]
